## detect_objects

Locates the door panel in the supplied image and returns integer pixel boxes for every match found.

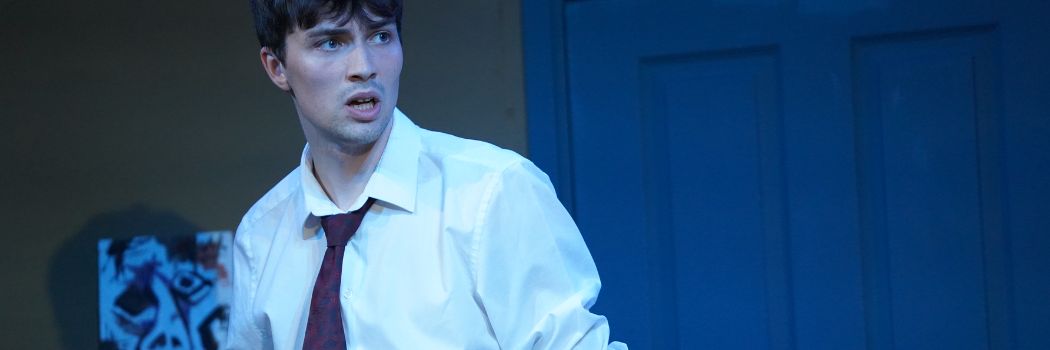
[525,0,1048,349]
[642,49,792,350]
[853,28,1007,350]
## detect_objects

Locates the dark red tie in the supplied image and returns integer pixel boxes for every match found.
[303,197,376,350]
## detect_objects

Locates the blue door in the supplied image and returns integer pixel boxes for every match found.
[524,0,1050,349]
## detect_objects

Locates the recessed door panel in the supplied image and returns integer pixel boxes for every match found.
[641,49,791,349]
[854,28,1006,350]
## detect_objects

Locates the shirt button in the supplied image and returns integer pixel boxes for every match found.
[343,290,352,299]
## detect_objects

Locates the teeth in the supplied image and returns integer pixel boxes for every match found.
[351,101,375,110]
[349,96,376,111]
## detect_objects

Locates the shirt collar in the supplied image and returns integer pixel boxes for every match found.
[300,108,421,217]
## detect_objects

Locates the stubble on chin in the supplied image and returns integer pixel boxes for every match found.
[325,112,393,156]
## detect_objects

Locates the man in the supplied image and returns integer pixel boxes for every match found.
[227,0,627,349]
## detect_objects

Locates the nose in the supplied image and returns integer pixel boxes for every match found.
[141,278,192,349]
[346,45,377,83]
[143,332,190,349]
[142,313,191,349]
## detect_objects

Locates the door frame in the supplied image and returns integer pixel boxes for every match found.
[522,0,575,214]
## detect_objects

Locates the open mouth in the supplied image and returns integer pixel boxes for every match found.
[348,97,378,111]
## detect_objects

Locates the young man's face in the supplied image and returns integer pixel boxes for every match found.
[263,12,403,150]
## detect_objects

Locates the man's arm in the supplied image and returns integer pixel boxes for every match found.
[225,224,266,349]
[473,159,628,349]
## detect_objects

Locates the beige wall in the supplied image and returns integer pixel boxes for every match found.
[0,0,524,347]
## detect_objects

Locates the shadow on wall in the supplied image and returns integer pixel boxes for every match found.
[47,205,201,349]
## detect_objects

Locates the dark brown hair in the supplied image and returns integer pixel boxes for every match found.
[248,0,403,60]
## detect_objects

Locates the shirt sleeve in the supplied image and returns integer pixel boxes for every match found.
[225,222,266,350]
[473,159,628,350]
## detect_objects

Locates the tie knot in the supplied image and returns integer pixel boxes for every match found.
[319,198,376,247]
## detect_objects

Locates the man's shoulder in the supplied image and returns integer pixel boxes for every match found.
[415,126,530,175]
[237,167,301,234]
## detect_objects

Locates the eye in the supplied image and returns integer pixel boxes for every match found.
[369,31,392,44]
[317,38,342,51]
[170,269,214,304]
[113,285,159,336]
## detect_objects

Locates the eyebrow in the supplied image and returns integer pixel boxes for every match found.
[304,20,396,38]
[364,19,396,31]
[305,28,352,38]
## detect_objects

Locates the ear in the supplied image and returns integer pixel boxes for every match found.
[260,47,291,91]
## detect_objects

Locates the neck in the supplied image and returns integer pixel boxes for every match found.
[308,125,393,211]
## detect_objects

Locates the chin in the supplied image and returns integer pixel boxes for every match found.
[336,122,388,148]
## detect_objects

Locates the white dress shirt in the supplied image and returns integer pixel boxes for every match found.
[226,109,627,349]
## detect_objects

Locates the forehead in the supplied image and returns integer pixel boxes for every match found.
[298,7,394,32]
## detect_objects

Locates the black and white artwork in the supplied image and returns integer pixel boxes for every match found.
[98,231,232,349]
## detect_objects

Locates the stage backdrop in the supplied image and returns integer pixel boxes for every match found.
[525,0,1050,349]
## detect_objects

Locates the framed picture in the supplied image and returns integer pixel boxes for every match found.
[98,231,232,349]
